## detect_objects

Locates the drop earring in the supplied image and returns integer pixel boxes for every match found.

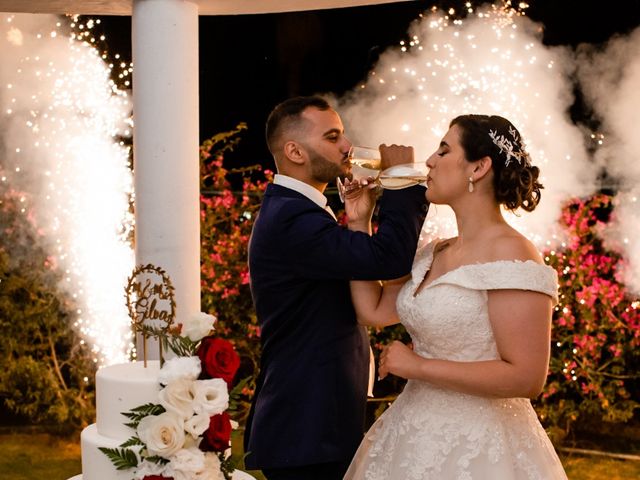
[468,176,474,193]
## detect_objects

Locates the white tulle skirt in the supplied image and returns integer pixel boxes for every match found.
[344,380,568,480]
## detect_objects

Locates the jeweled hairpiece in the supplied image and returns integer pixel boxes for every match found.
[488,126,531,167]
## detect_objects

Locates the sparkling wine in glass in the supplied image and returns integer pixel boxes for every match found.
[377,163,429,190]
[337,146,428,201]
[348,146,382,171]
[337,146,381,202]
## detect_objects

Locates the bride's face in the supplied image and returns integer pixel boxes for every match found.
[425,125,471,205]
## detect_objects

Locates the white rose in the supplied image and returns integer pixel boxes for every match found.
[182,312,216,341]
[137,412,185,458]
[196,452,225,480]
[192,378,229,416]
[158,377,196,420]
[158,356,202,385]
[133,459,167,480]
[184,412,211,438]
[165,447,206,480]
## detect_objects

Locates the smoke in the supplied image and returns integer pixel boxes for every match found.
[576,26,640,294]
[336,5,598,247]
[0,14,134,364]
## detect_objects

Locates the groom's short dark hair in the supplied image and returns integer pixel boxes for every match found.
[265,96,331,155]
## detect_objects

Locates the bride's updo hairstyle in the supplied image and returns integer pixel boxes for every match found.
[450,114,543,212]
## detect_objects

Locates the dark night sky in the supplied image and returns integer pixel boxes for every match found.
[97,0,640,171]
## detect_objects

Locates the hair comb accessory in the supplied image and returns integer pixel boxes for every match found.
[488,126,531,167]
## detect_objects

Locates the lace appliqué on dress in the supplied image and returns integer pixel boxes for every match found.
[344,241,567,480]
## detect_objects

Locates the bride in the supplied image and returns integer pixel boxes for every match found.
[343,115,568,479]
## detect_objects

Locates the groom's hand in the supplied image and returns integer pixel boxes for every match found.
[378,341,416,380]
[345,176,377,233]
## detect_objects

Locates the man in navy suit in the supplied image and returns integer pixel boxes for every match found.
[244,96,429,480]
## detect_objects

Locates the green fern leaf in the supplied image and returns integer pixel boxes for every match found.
[98,447,138,470]
[120,436,145,448]
[145,455,170,465]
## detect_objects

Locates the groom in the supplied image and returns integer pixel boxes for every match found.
[244,96,428,480]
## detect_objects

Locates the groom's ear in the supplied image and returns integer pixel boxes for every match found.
[283,140,305,166]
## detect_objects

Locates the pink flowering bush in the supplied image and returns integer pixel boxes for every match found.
[537,194,640,441]
[199,124,272,421]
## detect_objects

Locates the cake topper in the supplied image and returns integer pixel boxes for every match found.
[125,263,176,366]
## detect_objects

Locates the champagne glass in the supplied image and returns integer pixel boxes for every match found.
[337,146,428,202]
[347,145,382,172]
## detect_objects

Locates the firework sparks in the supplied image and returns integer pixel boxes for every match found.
[338,3,597,247]
[0,14,134,365]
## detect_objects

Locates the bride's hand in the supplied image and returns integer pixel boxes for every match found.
[378,341,416,380]
[345,176,377,232]
[380,144,414,170]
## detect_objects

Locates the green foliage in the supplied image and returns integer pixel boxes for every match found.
[119,436,145,448]
[98,447,139,470]
[0,177,96,432]
[122,403,166,429]
[161,331,199,358]
[145,455,170,465]
[199,124,273,423]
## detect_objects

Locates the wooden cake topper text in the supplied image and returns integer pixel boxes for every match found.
[125,264,176,366]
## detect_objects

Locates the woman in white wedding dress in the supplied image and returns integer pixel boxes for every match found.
[343,115,568,480]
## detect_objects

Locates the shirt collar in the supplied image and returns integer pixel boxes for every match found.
[273,174,329,209]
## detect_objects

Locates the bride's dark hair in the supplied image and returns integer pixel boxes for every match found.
[450,114,543,212]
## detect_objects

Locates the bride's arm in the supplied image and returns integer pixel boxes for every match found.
[344,176,409,327]
[379,288,552,399]
[350,276,408,327]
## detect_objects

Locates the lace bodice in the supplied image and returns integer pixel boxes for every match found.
[344,240,566,480]
[398,240,558,363]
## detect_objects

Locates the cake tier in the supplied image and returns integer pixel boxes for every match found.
[96,360,161,439]
[78,423,257,480]
[80,423,137,480]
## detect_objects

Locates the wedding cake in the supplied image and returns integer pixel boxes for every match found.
[69,357,253,480]
[73,361,161,480]
[69,266,252,480]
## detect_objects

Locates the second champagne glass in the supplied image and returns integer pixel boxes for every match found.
[337,146,428,201]
[377,163,429,190]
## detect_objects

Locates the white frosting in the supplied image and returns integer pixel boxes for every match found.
[70,360,255,480]
[96,360,161,439]
[80,424,136,480]
[70,361,161,480]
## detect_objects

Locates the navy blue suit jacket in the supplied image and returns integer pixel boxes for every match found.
[244,183,428,470]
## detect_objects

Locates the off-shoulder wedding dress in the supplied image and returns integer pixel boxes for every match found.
[344,240,568,480]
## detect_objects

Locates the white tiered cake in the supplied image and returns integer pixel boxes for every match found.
[72,360,161,480]
[69,265,253,479]
[69,360,254,480]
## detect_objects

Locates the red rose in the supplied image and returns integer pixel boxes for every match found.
[199,412,232,452]
[197,337,240,385]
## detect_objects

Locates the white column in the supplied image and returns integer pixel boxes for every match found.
[132,0,200,359]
